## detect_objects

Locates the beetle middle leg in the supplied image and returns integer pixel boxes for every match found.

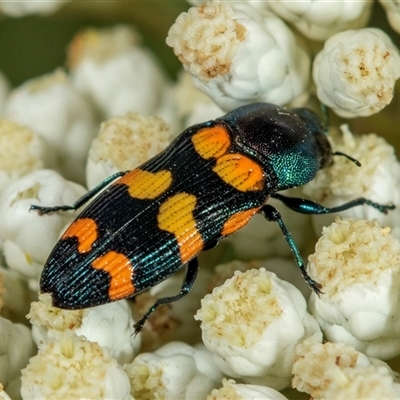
[261,204,322,295]
[133,257,199,335]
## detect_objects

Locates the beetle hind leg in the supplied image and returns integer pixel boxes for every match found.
[133,257,199,335]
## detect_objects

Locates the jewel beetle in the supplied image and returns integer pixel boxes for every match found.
[31,102,395,332]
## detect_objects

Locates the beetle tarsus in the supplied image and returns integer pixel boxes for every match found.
[30,204,75,215]
[300,266,323,295]
[132,258,199,335]
[262,203,325,294]
[365,200,395,214]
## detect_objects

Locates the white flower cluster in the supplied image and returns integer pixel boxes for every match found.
[168,2,400,117]
[21,334,131,399]
[313,29,400,118]
[167,3,311,110]
[86,112,171,189]
[302,125,400,237]
[208,378,288,400]
[268,0,373,41]
[308,218,400,360]
[0,0,68,17]
[195,268,321,390]
[68,25,179,131]
[1,2,400,399]
[292,334,400,398]
[0,119,52,192]
[0,170,86,291]
[188,0,373,40]
[4,69,98,183]
[124,341,223,399]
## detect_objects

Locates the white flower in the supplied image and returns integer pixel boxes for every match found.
[0,169,86,290]
[20,333,131,400]
[313,28,400,118]
[268,0,372,41]
[124,341,223,400]
[0,385,11,400]
[173,71,223,128]
[292,333,398,399]
[195,268,321,390]
[133,268,211,351]
[323,365,400,399]
[28,294,140,365]
[379,0,400,35]
[0,0,68,16]
[186,0,268,11]
[0,316,36,400]
[208,260,310,304]
[184,101,223,130]
[186,101,223,129]
[74,301,139,365]
[302,125,400,237]
[86,112,171,189]
[27,293,84,335]
[308,218,400,360]
[174,72,215,119]
[4,69,98,183]
[67,25,175,124]
[0,119,54,193]
[167,3,310,111]
[207,378,289,400]
[257,259,311,299]
[0,266,31,324]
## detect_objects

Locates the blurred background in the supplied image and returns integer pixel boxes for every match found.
[0,1,189,85]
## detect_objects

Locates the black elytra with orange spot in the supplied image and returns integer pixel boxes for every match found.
[32,103,395,333]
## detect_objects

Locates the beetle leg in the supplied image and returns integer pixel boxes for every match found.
[271,193,395,215]
[30,171,128,215]
[133,257,199,335]
[261,204,323,295]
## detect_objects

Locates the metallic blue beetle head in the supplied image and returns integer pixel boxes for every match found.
[217,102,333,191]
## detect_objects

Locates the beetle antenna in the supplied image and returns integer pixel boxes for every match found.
[319,104,361,167]
[332,151,362,167]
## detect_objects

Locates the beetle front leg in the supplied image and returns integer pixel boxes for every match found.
[30,171,128,215]
[261,204,322,295]
[133,257,199,335]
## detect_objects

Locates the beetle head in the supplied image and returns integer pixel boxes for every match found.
[218,103,333,191]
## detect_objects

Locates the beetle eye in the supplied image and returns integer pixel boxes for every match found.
[320,151,333,169]
[314,131,333,169]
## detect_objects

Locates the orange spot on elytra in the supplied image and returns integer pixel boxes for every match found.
[221,207,260,236]
[157,193,203,263]
[213,153,264,192]
[62,218,98,253]
[92,251,135,300]
[192,125,231,159]
[116,169,172,199]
